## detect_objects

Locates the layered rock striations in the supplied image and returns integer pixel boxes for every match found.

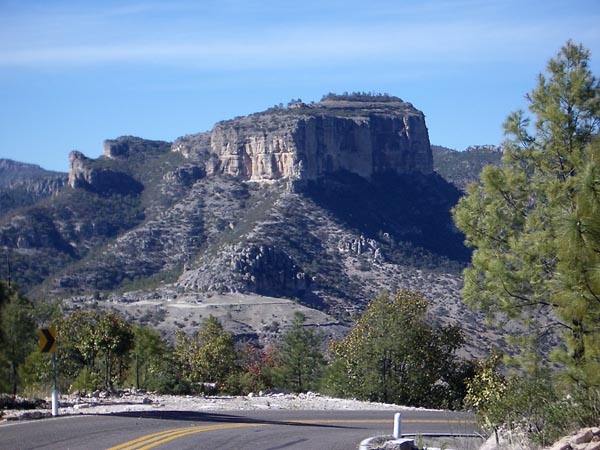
[174,95,434,182]
[66,96,433,191]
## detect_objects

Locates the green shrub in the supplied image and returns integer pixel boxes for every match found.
[327,290,468,408]
[70,366,103,393]
[466,357,600,447]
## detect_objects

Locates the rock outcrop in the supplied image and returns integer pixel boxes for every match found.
[174,95,433,183]
[103,136,171,159]
[0,159,67,214]
[68,151,143,195]
[545,427,600,450]
[178,243,310,297]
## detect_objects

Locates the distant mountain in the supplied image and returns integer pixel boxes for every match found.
[0,159,61,187]
[432,145,503,189]
[0,95,509,358]
[0,159,67,215]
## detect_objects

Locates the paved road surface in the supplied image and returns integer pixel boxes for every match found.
[1,409,479,450]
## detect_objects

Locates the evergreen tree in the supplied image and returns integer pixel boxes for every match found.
[276,311,324,393]
[553,139,600,389]
[0,281,36,395]
[129,325,168,391]
[453,41,600,386]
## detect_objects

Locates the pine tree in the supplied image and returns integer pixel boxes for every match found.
[0,281,36,395]
[130,325,168,390]
[453,41,600,387]
[552,139,600,389]
[276,312,324,393]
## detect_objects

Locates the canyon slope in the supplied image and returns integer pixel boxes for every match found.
[0,94,505,357]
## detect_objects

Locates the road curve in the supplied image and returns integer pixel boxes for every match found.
[1,409,479,450]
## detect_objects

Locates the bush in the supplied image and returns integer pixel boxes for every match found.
[70,366,103,393]
[466,356,600,447]
[327,290,469,408]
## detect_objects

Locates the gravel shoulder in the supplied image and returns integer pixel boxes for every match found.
[1,391,423,422]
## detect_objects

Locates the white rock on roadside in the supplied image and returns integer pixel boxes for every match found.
[1,391,421,422]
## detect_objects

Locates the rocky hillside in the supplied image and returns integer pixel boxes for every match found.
[431,145,503,190]
[0,94,509,358]
[0,159,67,214]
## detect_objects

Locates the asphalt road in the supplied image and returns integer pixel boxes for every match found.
[0,409,480,450]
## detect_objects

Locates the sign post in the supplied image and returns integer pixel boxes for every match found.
[39,327,58,416]
[51,354,58,416]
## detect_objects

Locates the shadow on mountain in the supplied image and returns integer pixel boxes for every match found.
[302,171,470,269]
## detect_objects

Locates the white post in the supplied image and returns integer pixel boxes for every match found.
[52,389,58,416]
[52,353,58,416]
[393,412,402,438]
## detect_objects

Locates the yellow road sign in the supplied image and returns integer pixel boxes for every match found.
[39,327,57,353]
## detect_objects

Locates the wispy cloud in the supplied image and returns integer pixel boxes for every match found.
[0,0,598,69]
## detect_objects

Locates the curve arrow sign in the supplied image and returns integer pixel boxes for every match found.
[39,327,57,353]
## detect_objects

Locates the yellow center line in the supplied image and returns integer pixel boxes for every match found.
[108,418,477,449]
[287,419,477,425]
[108,423,268,450]
[108,428,188,450]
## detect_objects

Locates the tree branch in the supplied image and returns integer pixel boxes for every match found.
[500,278,558,309]
[583,270,600,305]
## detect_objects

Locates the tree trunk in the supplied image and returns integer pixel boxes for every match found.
[12,360,17,398]
[135,354,140,390]
[105,353,110,390]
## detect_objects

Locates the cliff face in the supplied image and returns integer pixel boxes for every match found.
[176,96,433,182]
[68,151,143,195]
[68,137,172,195]
[293,112,432,180]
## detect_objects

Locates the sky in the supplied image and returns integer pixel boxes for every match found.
[1,0,599,172]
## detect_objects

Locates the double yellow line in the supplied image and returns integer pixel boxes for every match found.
[108,423,268,450]
[109,418,476,449]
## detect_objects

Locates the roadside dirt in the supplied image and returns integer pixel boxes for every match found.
[1,390,418,422]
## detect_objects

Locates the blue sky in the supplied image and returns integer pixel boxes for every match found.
[1,0,599,172]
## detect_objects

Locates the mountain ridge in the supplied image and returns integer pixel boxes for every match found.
[0,159,68,215]
[0,94,505,358]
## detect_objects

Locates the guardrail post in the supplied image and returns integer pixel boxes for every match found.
[393,412,402,438]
